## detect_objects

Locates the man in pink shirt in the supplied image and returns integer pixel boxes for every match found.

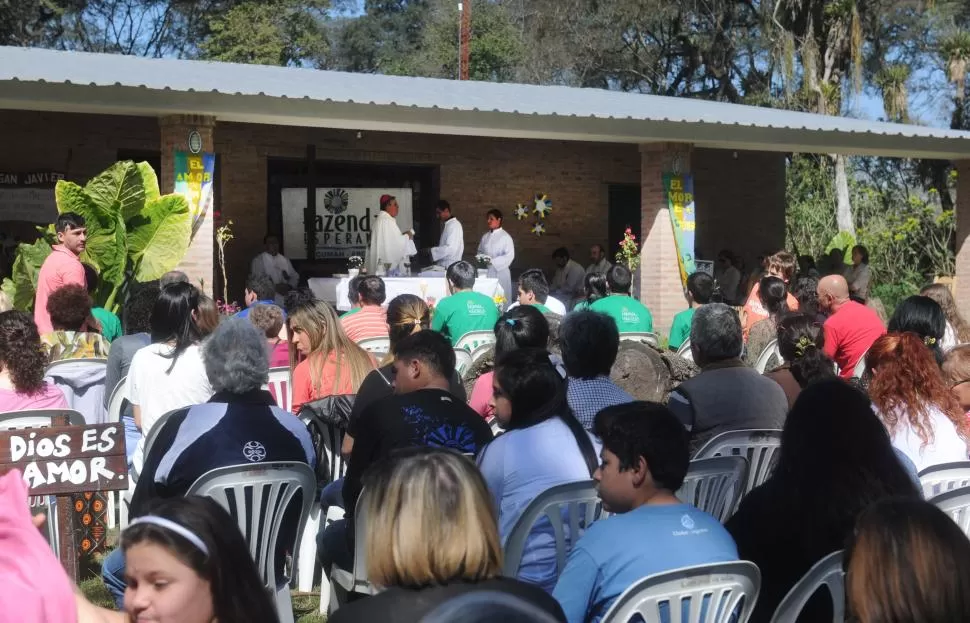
[818,275,885,379]
[340,275,389,342]
[34,212,87,335]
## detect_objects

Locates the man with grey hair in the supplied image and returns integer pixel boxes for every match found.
[105,317,315,604]
[159,270,189,288]
[668,303,788,454]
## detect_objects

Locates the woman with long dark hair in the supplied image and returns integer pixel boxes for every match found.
[468,305,550,419]
[866,332,969,471]
[888,295,947,365]
[478,348,599,592]
[765,312,836,407]
[744,275,789,367]
[726,379,920,622]
[127,282,213,472]
[572,272,608,312]
[845,497,970,623]
[0,310,68,411]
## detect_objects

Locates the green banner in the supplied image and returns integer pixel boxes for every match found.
[663,173,696,286]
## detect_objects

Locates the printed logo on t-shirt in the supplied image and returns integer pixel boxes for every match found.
[673,512,710,537]
[243,441,267,462]
[680,514,695,530]
[466,301,486,316]
[621,308,640,324]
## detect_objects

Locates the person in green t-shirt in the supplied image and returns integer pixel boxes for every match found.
[82,263,122,342]
[572,272,609,312]
[668,271,715,351]
[432,260,501,346]
[590,264,653,333]
[516,268,555,316]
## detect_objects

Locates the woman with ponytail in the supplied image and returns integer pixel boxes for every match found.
[765,313,837,407]
[478,348,599,593]
[744,275,789,368]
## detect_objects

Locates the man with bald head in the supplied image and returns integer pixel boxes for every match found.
[818,274,885,379]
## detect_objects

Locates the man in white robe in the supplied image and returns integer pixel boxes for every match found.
[250,234,299,292]
[424,199,464,273]
[366,194,415,275]
[477,208,515,308]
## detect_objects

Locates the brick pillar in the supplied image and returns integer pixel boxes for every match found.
[640,143,691,336]
[159,115,216,294]
[955,161,970,312]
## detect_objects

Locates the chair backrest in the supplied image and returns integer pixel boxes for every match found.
[266,367,292,413]
[919,461,970,499]
[769,550,845,623]
[454,348,474,380]
[106,375,129,424]
[187,462,316,589]
[349,487,372,583]
[602,561,761,623]
[694,429,783,497]
[320,422,347,484]
[455,331,496,353]
[930,485,970,537]
[468,342,493,369]
[753,339,780,374]
[852,350,869,379]
[676,339,693,359]
[676,456,749,523]
[619,332,660,347]
[502,480,604,579]
[356,337,391,358]
[0,409,85,430]
[141,409,178,463]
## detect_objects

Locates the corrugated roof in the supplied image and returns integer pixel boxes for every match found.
[2,46,970,159]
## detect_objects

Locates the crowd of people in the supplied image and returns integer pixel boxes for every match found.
[5,212,970,622]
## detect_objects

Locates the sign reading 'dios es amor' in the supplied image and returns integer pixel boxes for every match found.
[0,424,128,496]
[0,171,65,223]
[281,188,414,260]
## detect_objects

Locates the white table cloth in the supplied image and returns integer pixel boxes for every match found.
[308,276,505,311]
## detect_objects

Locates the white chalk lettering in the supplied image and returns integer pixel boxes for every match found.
[22,462,44,489]
[10,436,26,462]
[89,457,114,483]
[81,429,97,452]
[98,427,117,453]
[46,461,70,483]
[35,438,55,457]
[53,434,70,458]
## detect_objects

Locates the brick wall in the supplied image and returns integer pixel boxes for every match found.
[955,160,970,313]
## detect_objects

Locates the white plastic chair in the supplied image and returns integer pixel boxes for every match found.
[753,339,781,374]
[930,486,970,537]
[454,348,474,380]
[455,330,496,352]
[105,375,128,424]
[188,462,316,623]
[676,456,749,523]
[676,339,693,359]
[769,550,844,623]
[104,376,129,529]
[267,367,292,413]
[329,489,379,614]
[502,480,605,580]
[852,349,869,379]
[601,561,761,623]
[356,337,391,358]
[694,430,783,498]
[619,332,660,347]
[919,461,970,499]
[0,409,85,429]
[468,341,493,369]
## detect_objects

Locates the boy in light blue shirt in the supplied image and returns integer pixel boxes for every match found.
[552,401,738,623]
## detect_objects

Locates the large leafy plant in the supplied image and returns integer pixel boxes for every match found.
[1,161,191,313]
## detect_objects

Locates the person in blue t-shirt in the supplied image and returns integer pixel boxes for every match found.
[552,401,739,623]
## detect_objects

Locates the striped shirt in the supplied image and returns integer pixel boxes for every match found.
[340,305,389,342]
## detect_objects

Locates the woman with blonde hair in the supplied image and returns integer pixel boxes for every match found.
[288,299,374,413]
[329,447,565,623]
[845,497,970,623]
[866,332,970,471]
[921,283,970,350]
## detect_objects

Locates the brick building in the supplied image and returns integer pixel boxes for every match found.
[2,46,969,333]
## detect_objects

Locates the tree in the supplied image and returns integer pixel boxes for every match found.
[0,0,84,47]
[199,0,329,66]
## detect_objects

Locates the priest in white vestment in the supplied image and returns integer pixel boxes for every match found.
[250,233,299,290]
[425,199,464,272]
[477,208,515,307]
[366,194,415,275]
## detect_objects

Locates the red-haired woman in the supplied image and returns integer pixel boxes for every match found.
[867,332,970,472]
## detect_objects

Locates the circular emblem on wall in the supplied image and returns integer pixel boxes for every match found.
[324,188,350,215]
[188,130,203,154]
[243,441,267,463]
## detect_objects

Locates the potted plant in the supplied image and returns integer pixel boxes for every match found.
[348,255,363,278]
[615,228,641,273]
[475,253,492,278]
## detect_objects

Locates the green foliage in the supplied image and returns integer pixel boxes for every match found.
[1,161,191,313]
[199,0,329,66]
[825,232,857,263]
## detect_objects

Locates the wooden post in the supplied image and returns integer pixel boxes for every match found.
[459,0,471,80]
[54,413,78,580]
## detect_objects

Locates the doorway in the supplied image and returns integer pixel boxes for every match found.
[608,184,641,255]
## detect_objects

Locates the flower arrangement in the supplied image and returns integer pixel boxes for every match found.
[475,254,492,268]
[615,228,640,272]
[493,294,506,308]
[216,299,241,316]
[348,255,364,269]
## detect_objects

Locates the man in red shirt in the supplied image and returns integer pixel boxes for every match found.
[34,213,87,335]
[818,275,885,379]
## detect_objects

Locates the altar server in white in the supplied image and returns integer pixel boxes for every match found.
[366,194,415,275]
[426,199,464,272]
[477,208,515,306]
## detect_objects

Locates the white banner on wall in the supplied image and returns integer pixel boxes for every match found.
[281,187,414,260]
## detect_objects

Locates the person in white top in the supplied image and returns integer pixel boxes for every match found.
[866,332,970,473]
[366,194,415,275]
[550,247,586,307]
[477,209,515,308]
[128,283,214,473]
[424,199,464,272]
[250,234,299,291]
[585,243,612,275]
